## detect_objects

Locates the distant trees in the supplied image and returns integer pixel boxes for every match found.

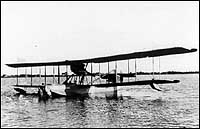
[136,71,199,75]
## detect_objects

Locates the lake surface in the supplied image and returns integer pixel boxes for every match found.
[1,74,199,128]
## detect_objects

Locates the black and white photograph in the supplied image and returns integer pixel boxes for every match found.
[1,1,199,128]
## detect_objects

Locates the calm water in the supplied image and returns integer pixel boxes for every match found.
[1,74,199,128]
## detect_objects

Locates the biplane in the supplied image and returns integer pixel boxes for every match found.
[6,47,197,98]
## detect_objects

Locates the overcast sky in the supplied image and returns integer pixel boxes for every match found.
[1,1,199,75]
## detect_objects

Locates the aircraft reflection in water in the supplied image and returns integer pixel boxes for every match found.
[6,47,197,99]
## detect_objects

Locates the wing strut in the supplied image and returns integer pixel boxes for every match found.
[128,59,129,82]
[39,67,41,84]
[25,68,27,79]
[53,66,55,84]
[99,63,101,84]
[66,65,68,81]
[159,56,161,79]
[91,63,93,85]
[31,67,32,86]
[115,61,117,83]
[135,59,137,81]
[17,68,18,85]
[152,57,154,79]
[58,65,60,84]
[107,62,109,84]
[45,66,47,85]
[114,61,118,96]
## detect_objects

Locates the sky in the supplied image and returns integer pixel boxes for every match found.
[1,1,199,75]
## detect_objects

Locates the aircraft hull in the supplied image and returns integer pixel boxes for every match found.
[46,84,90,97]
[65,85,90,97]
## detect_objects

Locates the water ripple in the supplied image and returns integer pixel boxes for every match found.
[1,75,199,128]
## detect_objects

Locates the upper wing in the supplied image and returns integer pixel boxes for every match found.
[6,60,69,68]
[79,47,197,63]
[6,47,197,68]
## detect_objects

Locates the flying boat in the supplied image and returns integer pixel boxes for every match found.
[6,47,197,98]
